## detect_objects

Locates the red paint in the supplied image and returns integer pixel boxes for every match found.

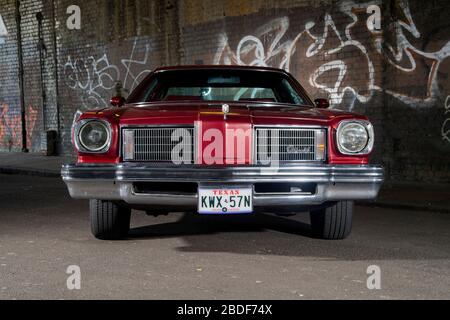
[74,66,372,165]
[327,117,371,165]
[77,111,121,163]
[314,98,330,108]
[212,189,241,196]
[196,110,252,165]
[110,96,125,107]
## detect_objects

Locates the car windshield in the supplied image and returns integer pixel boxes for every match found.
[127,69,311,106]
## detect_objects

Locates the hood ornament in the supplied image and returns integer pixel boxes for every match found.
[222,104,230,120]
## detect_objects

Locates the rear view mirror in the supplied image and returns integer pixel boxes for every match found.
[110,96,126,107]
[314,98,329,109]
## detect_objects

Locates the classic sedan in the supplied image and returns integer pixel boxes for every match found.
[62,65,383,240]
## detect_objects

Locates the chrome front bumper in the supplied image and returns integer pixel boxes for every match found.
[61,163,384,207]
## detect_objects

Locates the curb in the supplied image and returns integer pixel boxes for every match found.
[0,167,60,178]
[357,201,450,214]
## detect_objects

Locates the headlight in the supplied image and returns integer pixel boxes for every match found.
[336,120,373,155]
[75,120,111,152]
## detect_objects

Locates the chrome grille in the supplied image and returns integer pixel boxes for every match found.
[255,127,325,163]
[123,127,194,162]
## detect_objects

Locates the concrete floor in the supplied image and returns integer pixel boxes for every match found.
[0,174,449,299]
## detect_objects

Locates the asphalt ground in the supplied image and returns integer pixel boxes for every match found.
[0,174,449,299]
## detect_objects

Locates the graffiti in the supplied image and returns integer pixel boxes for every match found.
[0,13,7,44]
[120,40,152,94]
[442,95,450,144]
[305,7,376,107]
[64,53,119,108]
[63,38,152,109]
[214,0,450,110]
[213,5,376,108]
[214,12,376,108]
[214,17,295,71]
[0,102,38,150]
[371,0,450,107]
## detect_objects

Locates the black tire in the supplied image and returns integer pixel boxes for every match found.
[310,201,353,240]
[89,199,131,240]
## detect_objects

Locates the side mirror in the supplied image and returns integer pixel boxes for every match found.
[110,96,126,107]
[314,98,329,109]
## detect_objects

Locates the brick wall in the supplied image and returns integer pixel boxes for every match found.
[0,0,449,182]
[0,0,22,151]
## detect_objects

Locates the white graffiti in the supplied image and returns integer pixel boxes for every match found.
[64,54,119,108]
[0,14,8,44]
[63,38,152,108]
[372,0,450,107]
[305,7,376,107]
[214,4,377,108]
[214,17,296,72]
[214,0,450,111]
[121,40,152,94]
[442,95,450,144]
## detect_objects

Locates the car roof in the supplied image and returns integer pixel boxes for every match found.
[152,64,290,74]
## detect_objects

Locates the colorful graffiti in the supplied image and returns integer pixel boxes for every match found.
[214,0,450,110]
[0,102,38,150]
[63,38,152,109]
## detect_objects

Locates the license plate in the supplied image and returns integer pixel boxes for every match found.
[198,186,253,214]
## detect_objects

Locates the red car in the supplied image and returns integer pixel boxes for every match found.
[62,65,383,240]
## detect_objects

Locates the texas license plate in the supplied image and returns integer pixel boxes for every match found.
[198,186,253,214]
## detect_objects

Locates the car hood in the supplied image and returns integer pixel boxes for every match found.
[93,101,363,126]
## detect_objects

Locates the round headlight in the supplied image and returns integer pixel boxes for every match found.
[77,120,111,152]
[337,122,370,154]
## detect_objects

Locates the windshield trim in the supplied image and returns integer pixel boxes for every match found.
[125,100,313,109]
[126,69,315,107]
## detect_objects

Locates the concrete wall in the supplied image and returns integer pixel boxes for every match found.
[0,0,449,182]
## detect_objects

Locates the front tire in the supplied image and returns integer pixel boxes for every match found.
[310,201,353,240]
[89,199,131,240]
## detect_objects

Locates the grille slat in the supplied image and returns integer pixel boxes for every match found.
[125,127,194,163]
[255,127,323,163]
